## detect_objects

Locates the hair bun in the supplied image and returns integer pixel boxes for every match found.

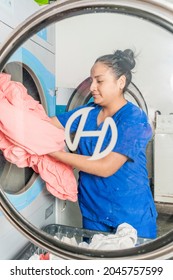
[123,49,135,70]
[114,49,135,71]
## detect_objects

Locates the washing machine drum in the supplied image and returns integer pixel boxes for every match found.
[0,0,173,260]
[0,62,46,193]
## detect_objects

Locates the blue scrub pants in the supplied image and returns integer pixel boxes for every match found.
[83,217,157,239]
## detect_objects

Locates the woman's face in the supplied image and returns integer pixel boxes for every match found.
[90,62,125,107]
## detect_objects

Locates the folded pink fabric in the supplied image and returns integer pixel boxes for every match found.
[0,73,77,202]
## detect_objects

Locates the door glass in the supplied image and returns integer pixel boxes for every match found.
[0,5,173,259]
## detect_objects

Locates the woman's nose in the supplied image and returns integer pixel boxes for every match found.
[90,80,96,92]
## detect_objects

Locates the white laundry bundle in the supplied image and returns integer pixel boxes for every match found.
[55,222,137,251]
[83,223,137,250]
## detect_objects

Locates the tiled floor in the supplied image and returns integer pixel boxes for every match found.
[156,202,173,237]
[157,213,173,237]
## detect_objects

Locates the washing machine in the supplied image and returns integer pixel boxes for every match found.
[0,0,56,259]
[0,0,173,260]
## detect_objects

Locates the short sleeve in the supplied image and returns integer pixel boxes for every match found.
[113,120,152,161]
[57,102,95,133]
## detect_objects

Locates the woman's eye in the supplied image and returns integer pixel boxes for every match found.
[97,80,103,84]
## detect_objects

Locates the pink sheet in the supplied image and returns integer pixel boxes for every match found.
[0,73,77,202]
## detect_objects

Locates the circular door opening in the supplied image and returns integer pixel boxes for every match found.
[1,0,173,260]
[66,77,153,182]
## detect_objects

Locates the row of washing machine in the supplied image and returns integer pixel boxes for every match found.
[0,0,57,259]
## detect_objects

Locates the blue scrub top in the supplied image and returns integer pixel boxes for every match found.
[57,101,158,238]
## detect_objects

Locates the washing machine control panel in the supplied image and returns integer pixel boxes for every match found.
[155,115,173,134]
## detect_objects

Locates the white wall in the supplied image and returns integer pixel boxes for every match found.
[55,12,173,122]
[0,0,40,29]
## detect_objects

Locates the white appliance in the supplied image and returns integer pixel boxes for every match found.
[154,114,173,203]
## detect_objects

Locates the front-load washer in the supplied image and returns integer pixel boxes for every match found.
[0,0,56,259]
[0,0,173,260]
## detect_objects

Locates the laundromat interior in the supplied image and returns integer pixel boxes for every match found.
[0,0,173,260]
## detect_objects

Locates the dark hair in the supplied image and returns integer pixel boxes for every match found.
[95,49,136,92]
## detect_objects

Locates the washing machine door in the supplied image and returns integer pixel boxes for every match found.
[1,0,173,260]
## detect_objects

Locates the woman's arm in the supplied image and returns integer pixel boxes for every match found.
[50,116,64,130]
[49,150,128,177]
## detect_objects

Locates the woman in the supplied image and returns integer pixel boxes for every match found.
[50,49,157,239]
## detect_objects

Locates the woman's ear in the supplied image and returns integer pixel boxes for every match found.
[118,75,126,90]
